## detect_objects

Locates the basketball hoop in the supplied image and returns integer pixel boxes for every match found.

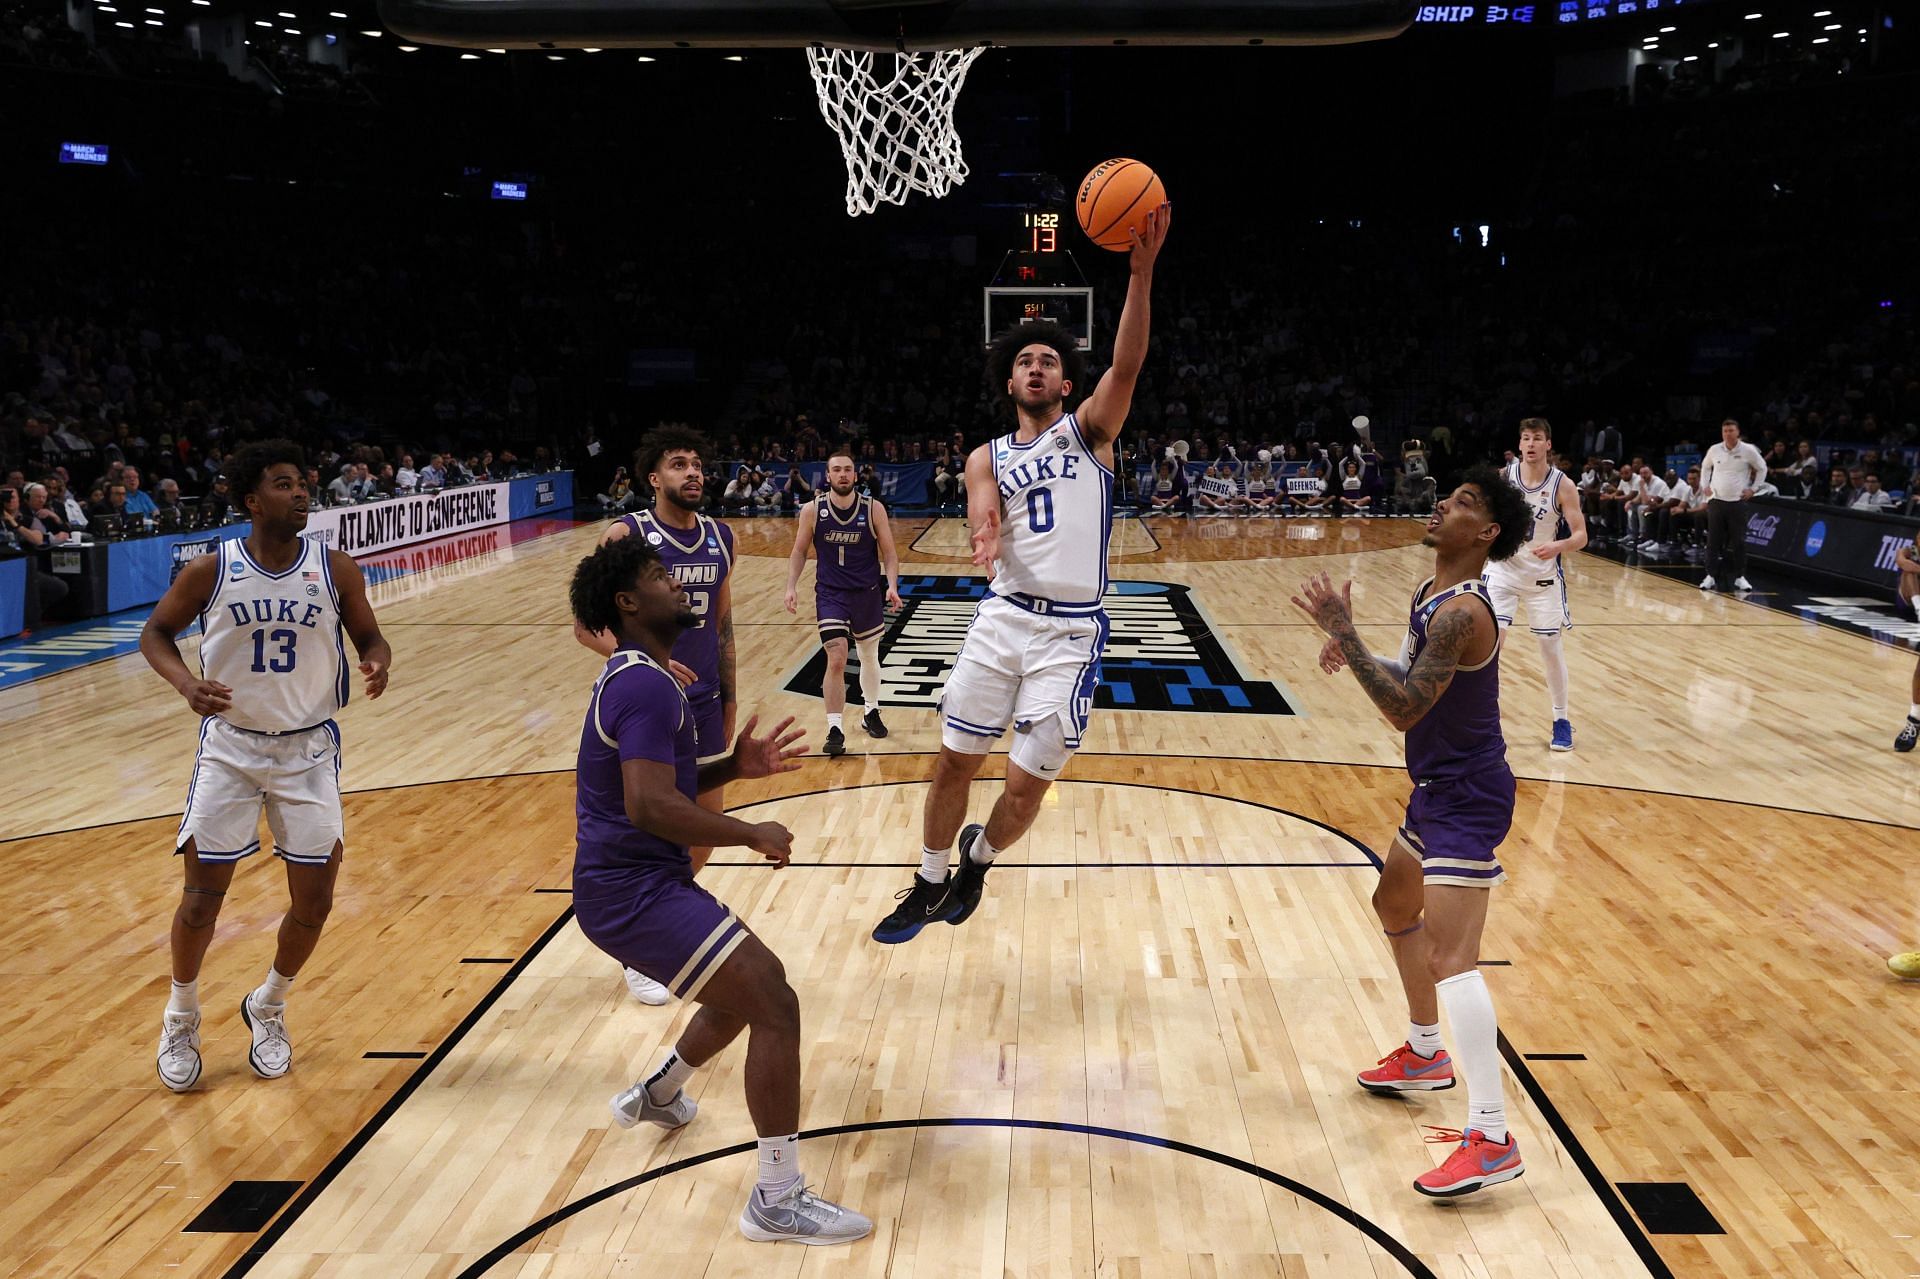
[805,44,984,216]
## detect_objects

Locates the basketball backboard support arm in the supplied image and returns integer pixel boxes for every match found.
[375,0,1415,51]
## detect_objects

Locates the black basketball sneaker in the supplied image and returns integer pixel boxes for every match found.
[824,725,846,757]
[862,708,888,738]
[1897,717,1919,753]
[945,823,993,926]
[872,874,957,944]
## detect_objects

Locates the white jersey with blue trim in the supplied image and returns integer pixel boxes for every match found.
[1499,459,1567,568]
[988,411,1114,607]
[198,535,348,733]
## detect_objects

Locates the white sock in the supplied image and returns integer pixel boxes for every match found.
[757,1134,801,1198]
[167,979,199,1016]
[644,1048,697,1105]
[254,966,293,1008]
[920,845,951,883]
[1537,632,1569,721]
[855,636,883,708]
[968,831,1002,866]
[1408,1020,1443,1059]
[826,712,843,731]
[1436,970,1506,1142]
[1909,703,1920,722]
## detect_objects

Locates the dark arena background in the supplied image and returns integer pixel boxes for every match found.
[5,1,1920,1275]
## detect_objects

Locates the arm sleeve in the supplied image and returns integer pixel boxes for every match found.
[601,668,682,766]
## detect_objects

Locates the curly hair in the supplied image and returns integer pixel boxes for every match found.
[227,439,307,506]
[633,425,712,489]
[985,321,1087,408]
[570,537,662,636]
[1459,464,1532,563]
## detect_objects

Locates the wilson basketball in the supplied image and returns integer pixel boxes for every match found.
[1076,158,1167,252]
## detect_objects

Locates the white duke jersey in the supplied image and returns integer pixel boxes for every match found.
[198,536,348,733]
[1500,460,1567,567]
[988,412,1114,611]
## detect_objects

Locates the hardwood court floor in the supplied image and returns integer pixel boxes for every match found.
[1,515,1917,1278]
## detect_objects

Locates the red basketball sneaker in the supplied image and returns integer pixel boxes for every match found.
[1413,1128,1525,1197]
[1356,1043,1456,1094]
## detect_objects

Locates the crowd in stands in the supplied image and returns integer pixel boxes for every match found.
[6,16,1919,592]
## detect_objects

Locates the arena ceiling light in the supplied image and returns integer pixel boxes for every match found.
[284,27,300,34]
[1823,23,1841,29]
[635,54,654,61]
[1812,35,1828,42]
[1659,25,1675,31]
[546,53,564,59]
[145,17,161,23]
[397,43,417,49]
[359,28,380,35]
[328,9,346,15]
[459,51,478,58]
[1707,40,1719,47]
[254,18,270,25]
[724,53,743,60]
[1744,12,1763,18]
[1772,29,1789,36]
[1683,53,1699,60]
[114,19,133,26]
[1813,8,1831,14]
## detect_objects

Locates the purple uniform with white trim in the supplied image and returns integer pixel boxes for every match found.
[1396,576,1514,888]
[812,492,885,642]
[620,509,734,760]
[572,649,749,1002]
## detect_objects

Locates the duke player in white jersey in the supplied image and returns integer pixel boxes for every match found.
[873,201,1171,944]
[140,440,391,1092]
[1481,417,1587,752]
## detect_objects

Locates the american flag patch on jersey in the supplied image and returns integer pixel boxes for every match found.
[302,571,321,581]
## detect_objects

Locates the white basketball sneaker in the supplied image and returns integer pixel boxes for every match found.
[739,1181,873,1245]
[623,967,672,1006]
[609,1080,697,1130]
[157,1010,203,1092]
[241,993,292,1078]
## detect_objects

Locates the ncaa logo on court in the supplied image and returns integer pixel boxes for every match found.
[1805,520,1826,557]
[782,575,1296,716]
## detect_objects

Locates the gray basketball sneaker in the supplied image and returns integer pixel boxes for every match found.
[738,1181,873,1245]
[609,1081,697,1130]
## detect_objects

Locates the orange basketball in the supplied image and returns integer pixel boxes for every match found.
[1076,158,1167,252]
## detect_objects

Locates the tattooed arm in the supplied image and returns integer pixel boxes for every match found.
[1293,572,1483,732]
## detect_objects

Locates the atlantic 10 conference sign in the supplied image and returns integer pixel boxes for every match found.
[299,482,510,556]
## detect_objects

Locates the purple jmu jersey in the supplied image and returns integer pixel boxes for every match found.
[575,649,699,878]
[620,509,735,701]
[1401,577,1507,782]
[812,493,881,592]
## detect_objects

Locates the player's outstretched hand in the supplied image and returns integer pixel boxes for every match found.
[181,677,233,716]
[1128,202,1172,273]
[359,657,389,700]
[1316,634,1348,675]
[1291,572,1355,636]
[667,659,698,688]
[730,713,808,781]
[746,820,794,867]
[886,584,903,611]
[783,587,798,614]
[970,507,1001,577]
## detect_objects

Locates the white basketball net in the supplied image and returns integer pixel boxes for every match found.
[806,45,985,216]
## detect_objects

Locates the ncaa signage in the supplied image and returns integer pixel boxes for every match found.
[169,535,223,583]
[783,575,1295,716]
[534,479,557,508]
[1805,520,1827,558]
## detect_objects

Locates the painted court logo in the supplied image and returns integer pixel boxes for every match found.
[783,575,1295,715]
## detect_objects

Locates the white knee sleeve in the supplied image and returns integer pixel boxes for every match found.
[856,635,882,707]
[1537,630,1569,716]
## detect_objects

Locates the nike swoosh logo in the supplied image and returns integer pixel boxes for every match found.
[1479,1149,1518,1172]
[1403,1056,1448,1076]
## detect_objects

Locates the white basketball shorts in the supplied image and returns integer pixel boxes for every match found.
[938,594,1107,779]
[175,716,344,864]
[1483,557,1571,636]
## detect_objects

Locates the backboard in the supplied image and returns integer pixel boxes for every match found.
[376,0,1416,52]
[983,287,1095,351]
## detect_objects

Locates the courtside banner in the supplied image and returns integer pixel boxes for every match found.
[300,483,509,556]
